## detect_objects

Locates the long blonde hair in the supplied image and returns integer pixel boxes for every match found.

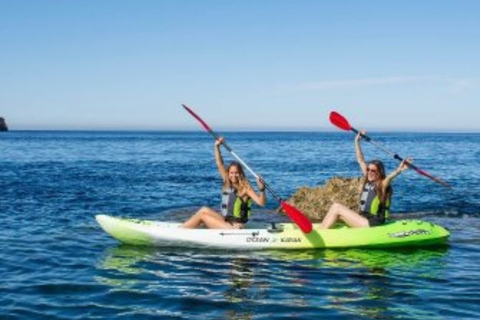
[223,161,251,194]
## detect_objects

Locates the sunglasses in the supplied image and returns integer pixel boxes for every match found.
[367,167,378,174]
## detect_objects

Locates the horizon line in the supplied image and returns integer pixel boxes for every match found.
[3,127,480,134]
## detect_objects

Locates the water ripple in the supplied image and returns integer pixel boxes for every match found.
[2,131,480,319]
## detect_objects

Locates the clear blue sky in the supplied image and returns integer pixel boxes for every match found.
[1,0,479,131]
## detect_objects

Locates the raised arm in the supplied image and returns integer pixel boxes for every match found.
[383,157,413,189]
[215,137,228,181]
[355,131,368,175]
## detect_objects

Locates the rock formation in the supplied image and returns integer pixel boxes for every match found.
[281,176,363,222]
[0,117,8,131]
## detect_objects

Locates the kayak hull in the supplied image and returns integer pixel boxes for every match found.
[95,214,450,250]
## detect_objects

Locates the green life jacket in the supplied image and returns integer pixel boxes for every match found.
[360,182,390,220]
[221,187,252,223]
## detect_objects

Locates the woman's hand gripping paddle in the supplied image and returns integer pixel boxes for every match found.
[329,111,452,189]
[182,104,313,233]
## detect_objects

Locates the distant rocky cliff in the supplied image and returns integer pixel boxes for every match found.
[0,117,8,131]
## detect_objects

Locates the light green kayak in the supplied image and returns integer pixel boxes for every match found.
[95,214,449,249]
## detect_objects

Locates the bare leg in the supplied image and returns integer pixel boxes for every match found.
[182,206,234,229]
[320,202,369,229]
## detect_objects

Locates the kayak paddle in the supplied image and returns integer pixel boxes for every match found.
[329,111,452,189]
[183,104,313,233]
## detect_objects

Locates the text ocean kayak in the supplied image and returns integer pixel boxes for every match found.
[95,214,449,249]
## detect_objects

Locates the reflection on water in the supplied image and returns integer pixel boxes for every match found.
[95,245,449,319]
[256,246,448,270]
[224,257,258,320]
[98,246,155,274]
[258,247,449,320]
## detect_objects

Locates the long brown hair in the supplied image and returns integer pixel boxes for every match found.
[361,160,392,204]
[223,161,251,193]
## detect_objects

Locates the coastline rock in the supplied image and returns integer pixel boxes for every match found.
[280,176,363,222]
[0,117,8,131]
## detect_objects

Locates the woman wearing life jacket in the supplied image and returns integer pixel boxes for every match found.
[182,137,266,229]
[320,131,412,229]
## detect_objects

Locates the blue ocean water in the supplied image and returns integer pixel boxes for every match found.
[1,131,479,319]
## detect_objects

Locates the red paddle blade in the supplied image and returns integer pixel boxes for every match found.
[182,104,212,132]
[330,111,352,131]
[280,201,313,233]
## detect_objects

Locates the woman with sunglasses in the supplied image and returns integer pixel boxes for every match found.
[182,137,266,229]
[320,131,412,229]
